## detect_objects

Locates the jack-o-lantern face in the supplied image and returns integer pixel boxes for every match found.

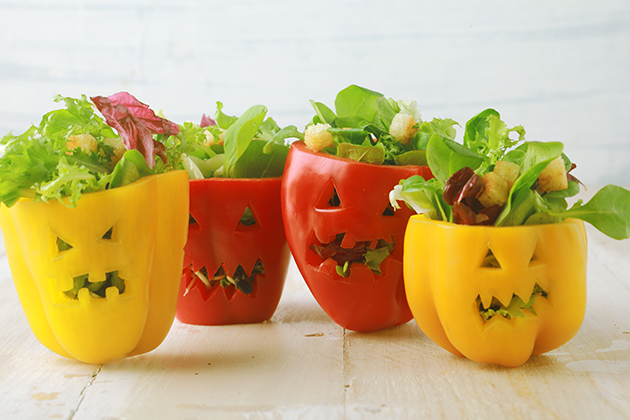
[0,171,189,364]
[404,215,588,367]
[281,141,433,332]
[175,177,290,326]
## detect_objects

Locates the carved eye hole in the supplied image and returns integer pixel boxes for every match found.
[101,226,114,240]
[189,214,200,229]
[315,180,344,210]
[528,250,542,267]
[481,249,502,269]
[382,203,396,217]
[236,207,261,231]
[57,237,73,253]
[328,188,341,207]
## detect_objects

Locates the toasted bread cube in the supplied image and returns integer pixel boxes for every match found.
[493,160,520,191]
[477,172,509,208]
[103,137,126,163]
[203,129,225,146]
[538,156,568,193]
[389,113,418,145]
[304,123,333,152]
[66,133,98,154]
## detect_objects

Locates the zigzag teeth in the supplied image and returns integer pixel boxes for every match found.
[479,290,495,309]
[514,282,535,304]
[494,289,515,309]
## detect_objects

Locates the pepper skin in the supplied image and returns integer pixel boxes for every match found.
[404,215,588,367]
[175,177,290,325]
[0,170,189,364]
[281,141,433,332]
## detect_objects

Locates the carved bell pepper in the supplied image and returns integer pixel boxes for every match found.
[404,215,587,367]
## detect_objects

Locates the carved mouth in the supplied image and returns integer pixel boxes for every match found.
[183,259,264,301]
[476,283,549,323]
[308,233,395,278]
[62,271,126,300]
[54,227,128,304]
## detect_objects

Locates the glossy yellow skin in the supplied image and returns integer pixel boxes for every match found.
[404,215,587,367]
[0,171,189,364]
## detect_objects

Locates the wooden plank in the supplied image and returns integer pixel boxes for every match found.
[342,224,630,419]
[0,250,99,420]
[70,261,347,419]
[1,197,630,418]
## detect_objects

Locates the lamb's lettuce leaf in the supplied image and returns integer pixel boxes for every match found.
[307,85,456,166]
[168,102,301,180]
[390,108,630,240]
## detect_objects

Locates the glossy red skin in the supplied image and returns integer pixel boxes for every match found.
[281,141,433,332]
[176,177,290,325]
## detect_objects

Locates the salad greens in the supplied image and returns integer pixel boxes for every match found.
[307,84,458,166]
[0,93,178,208]
[185,260,264,297]
[390,108,630,240]
[0,92,180,301]
[165,102,303,180]
[170,103,302,296]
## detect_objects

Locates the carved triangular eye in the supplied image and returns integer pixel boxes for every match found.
[328,188,341,208]
[236,206,261,231]
[481,249,502,269]
[57,237,73,253]
[101,226,114,240]
[528,248,542,267]
[382,203,396,217]
[189,213,200,229]
[315,179,343,210]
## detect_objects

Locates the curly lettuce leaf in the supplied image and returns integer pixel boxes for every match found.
[0,93,173,207]
[0,96,115,207]
[463,109,525,173]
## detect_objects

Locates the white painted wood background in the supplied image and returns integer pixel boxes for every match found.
[1,0,629,185]
[1,2,630,419]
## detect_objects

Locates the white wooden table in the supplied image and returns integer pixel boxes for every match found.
[1,217,629,419]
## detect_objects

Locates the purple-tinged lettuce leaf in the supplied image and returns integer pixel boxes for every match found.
[91,93,178,168]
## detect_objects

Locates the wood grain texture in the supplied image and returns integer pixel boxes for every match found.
[0,219,629,419]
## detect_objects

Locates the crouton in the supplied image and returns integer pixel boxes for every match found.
[204,129,225,146]
[493,161,520,191]
[103,137,126,163]
[477,172,509,208]
[304,123,333,152]
[389,113,417,145]
[66,133,98,154]
[538,156,568,193]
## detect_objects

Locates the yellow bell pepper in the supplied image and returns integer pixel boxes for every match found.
[0,170,189,364]
[404,215,587,367]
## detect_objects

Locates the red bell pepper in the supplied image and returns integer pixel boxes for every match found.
[176,177,290,325]
[281,141,433,332]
